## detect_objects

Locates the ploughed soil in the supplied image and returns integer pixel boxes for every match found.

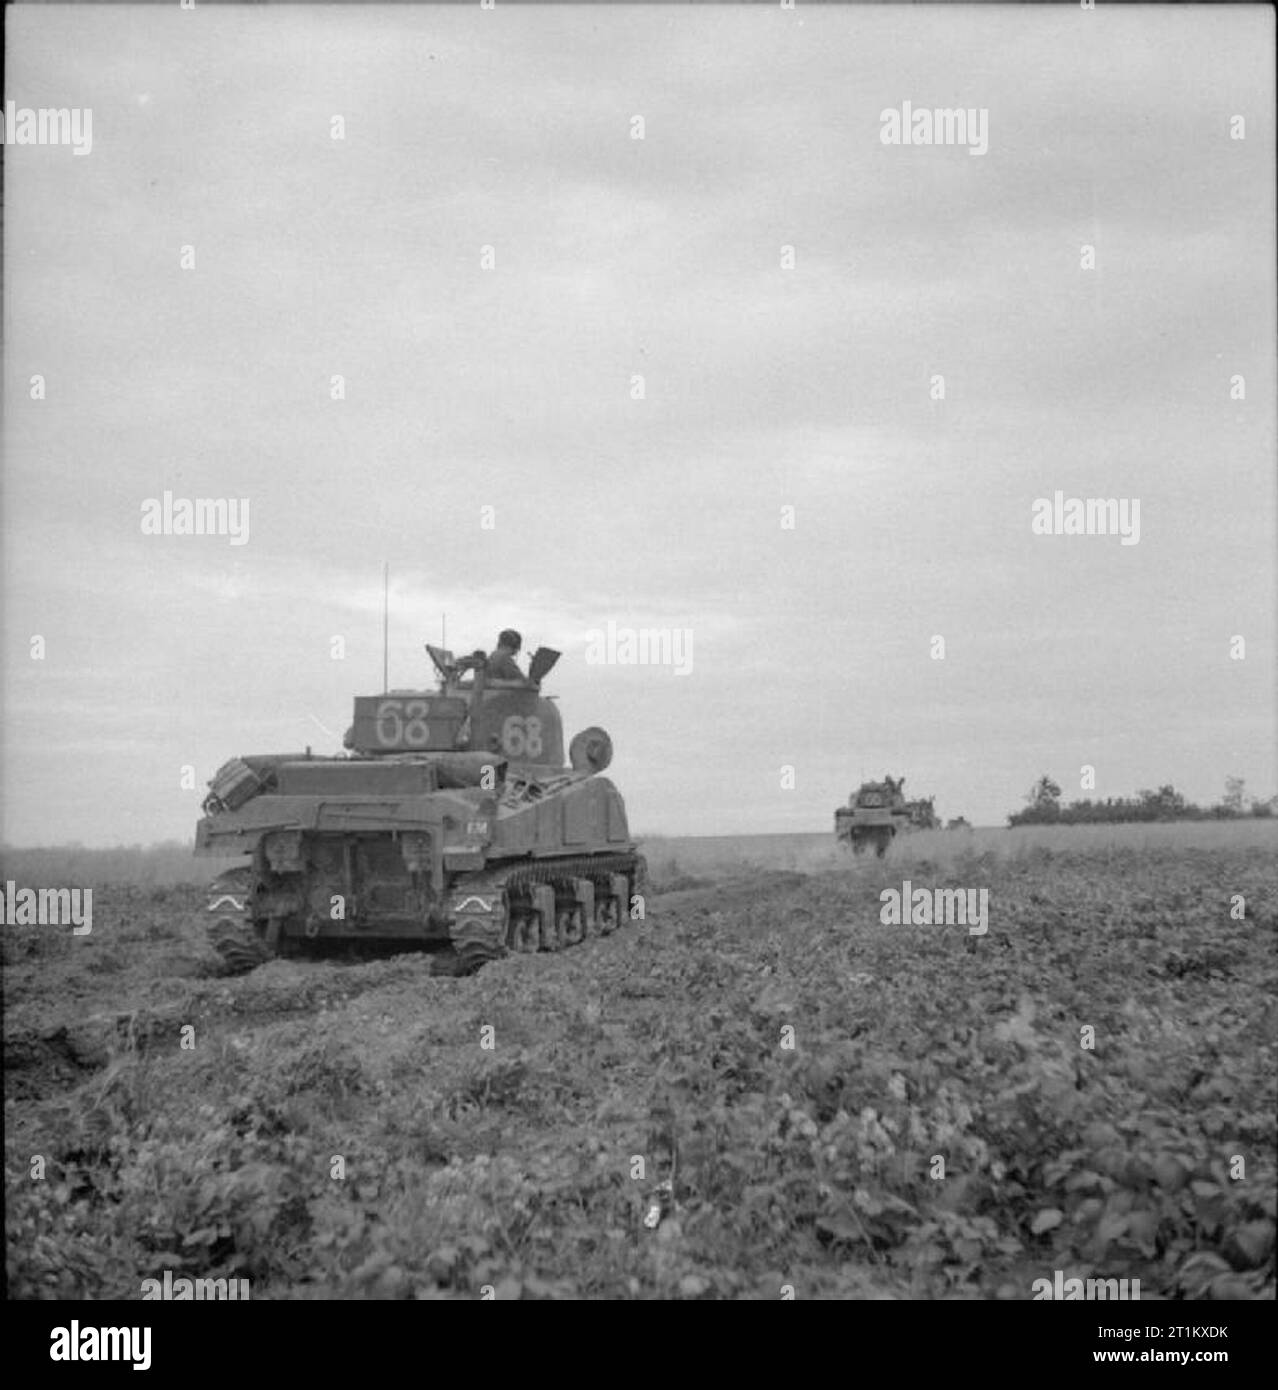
[4,843,1276,1299]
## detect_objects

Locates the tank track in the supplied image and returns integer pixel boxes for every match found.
[205,852,648,975]
[491,851,643,893]
[846,827,895,858]
[207,914,272,974]
[205,866,268,974]
[837,821,898,857]
[449,852,647,968]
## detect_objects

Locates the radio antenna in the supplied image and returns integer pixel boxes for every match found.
[382,562,389,693]
[442,612,446,652]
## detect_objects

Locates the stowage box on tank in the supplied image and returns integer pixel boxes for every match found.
[196,642,645,972]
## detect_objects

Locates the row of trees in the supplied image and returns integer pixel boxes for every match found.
[1009,776,1276,826]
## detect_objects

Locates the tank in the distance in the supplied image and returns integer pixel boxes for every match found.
[196,640,645,973]
[904,795,939,830]
[834,775,916,857]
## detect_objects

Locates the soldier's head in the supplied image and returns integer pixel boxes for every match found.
[497,629,522,653]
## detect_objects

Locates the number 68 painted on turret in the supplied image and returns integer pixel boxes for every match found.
[500,715,543,758]
[375,698,431,747]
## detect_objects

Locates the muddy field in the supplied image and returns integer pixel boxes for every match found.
[4,831,1276,1300]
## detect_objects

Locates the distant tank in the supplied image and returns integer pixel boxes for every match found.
[834,775,915,856]
[905,796,939,830]
[196,642,644,973]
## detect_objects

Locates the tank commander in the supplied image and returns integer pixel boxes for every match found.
[486,629,529,683]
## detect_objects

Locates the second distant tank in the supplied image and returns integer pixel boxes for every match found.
[835,774,915,856]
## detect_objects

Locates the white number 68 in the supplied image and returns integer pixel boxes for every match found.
[501,715,543,758]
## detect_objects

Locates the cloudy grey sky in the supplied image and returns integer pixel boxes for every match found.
[2,2,1274,845]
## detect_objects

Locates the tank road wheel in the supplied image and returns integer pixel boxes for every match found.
[592,875,621,936]
[506,909,534,954]
[594,894,618,935]
[602,871,630,935]
[208,916,271,974]
[568,879,594,944]
[530,884,558,953]
[556,895,581,950]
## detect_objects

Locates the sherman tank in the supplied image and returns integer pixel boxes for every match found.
[834,775,915,857]
[196,642,644,973]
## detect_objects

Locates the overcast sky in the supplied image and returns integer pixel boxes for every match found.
[2,2,1274,846]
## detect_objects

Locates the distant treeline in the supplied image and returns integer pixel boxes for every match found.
[0,841,214,887]
[1009,776,1275,827]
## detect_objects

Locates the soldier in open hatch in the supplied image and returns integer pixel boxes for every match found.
[486,628,528,682]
